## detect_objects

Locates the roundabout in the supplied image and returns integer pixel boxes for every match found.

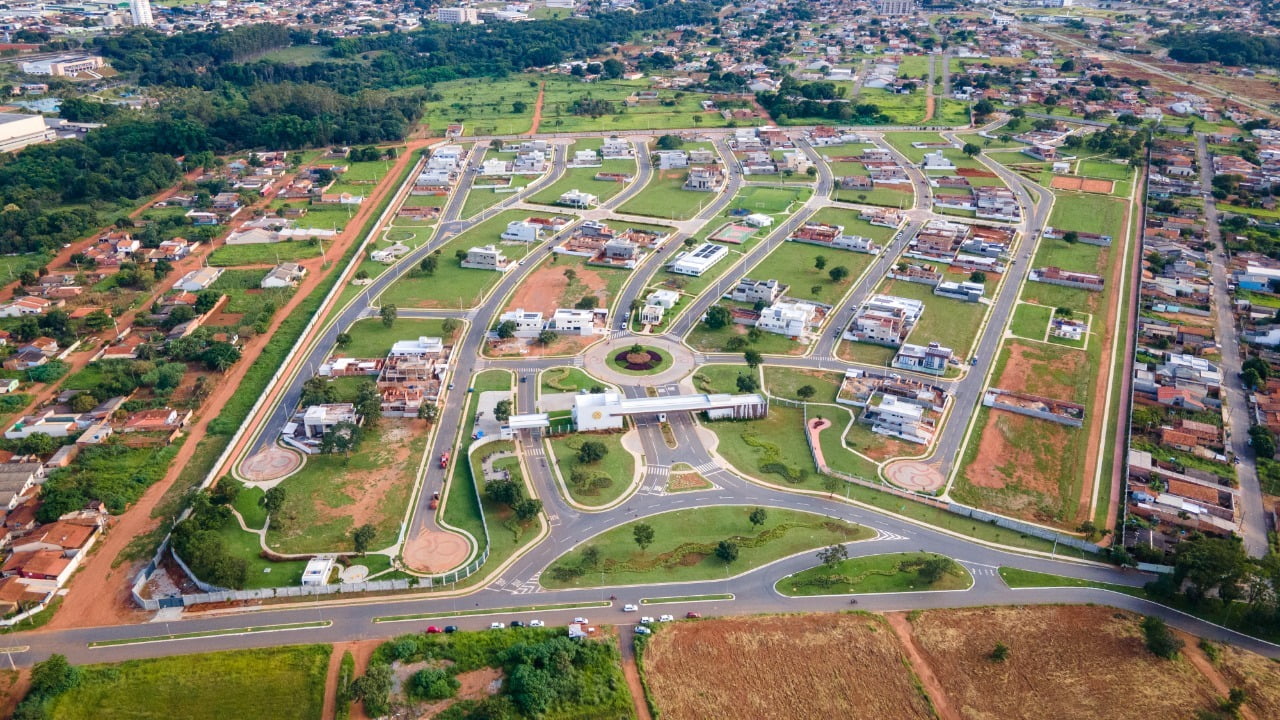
[582,335,693,386]
[611,344,671,374]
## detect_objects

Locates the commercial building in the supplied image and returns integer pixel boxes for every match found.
[20,56,105,77]
[129,0,154,25]
[669,243,728,276]
[0,113,56,153]
[436,6,480,23]
[569,392,767,432]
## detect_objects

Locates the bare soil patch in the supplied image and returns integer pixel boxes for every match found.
[995,342,1085,400]
[956,167,997,179]
[317,420,417,529]
[507,260,608,317]
[643,614,934,720]
[906,606,1220,720]
[861,434,913,462]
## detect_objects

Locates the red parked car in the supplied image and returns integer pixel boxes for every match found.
[685,612,701,619]
[426,626,443,634]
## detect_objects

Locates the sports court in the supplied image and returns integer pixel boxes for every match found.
[1050,175,1115,194]
[709,222,757,245]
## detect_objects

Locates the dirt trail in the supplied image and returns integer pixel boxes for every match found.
[42,140,432,631]
[528,82,546,135]
[923,95,936,123]
[323,640,382,720]
[1105,171,1145,534]
[885,612,961,720]
[617,629,654,720]
[1180,631,1259,720]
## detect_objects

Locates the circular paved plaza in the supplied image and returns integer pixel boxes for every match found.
[582,336,694,386]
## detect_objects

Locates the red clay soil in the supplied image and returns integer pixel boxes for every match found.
[885,613,961,720]
[527,82,546,135]
[322,640,382,720]
[40,140,433,631]
[617,632,654,720]
[0,668,30,719]
[1180,631,1260,720]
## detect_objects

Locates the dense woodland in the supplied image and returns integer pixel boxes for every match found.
[1160,31,1280,67]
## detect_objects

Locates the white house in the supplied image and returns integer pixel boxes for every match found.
[559,189,598,208]
[172,267,223,292]
[260,263,307,289]
[744,213,774,228]
[646,289,681,308]
[654,150,689,169]
[921,150,955,171]
[461,245,511,271]
[548,308,608,335]
[501,221,542,243]
[497,309,545,338]
[755,300,817,339]
[640,304,665,325]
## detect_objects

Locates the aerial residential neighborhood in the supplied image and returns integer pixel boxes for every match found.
[0,0,1277,718]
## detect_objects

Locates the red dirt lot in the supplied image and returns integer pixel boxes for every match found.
[905,606,1221,720]
[642,614,934,720]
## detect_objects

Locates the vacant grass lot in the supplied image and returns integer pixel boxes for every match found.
[338,317,457,358]
[777,552,972,595]
[1009,302,1052,341]
[1047,192,1128,237]
[747,240,873,305]
[684,320,806,354]
[877,276,988,358]
[459,172,535,220]
[542,506,871,588]
[420,76,539,136]
[548,432,635,507]
[763,367,844,403]
[619,167,717,220]
[540,77,728,132]
[208,240,323,267]
[47,645,329,720]
[379,210,565,309]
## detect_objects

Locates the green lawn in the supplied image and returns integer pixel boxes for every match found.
[819,406,884,478]
[838,339,898,367]
[608,344,675,375]
[338,317,459,358]
[379,210,567,309]
[265,420,425,554]
[861,88,928,125]
[877,275,988,358]
[540,77,728,132]
[460,173,535,220]
[548,432,635,507]
[1009,302,1052,341]
[762,366,844,403]
[207,240,323,267]
[747,239,873,305]
[618,165,717,220]
[692,364,753,395]
[685,320,807,355]
[420,77,539,136]
[529,139,637,206]
[1033,235,1107,275]
[1047,192,1128,237]
[0,251,52,280]
[833,185,914,208]
[47,646,329,720]
[808,206,900,243]
[706,405,818,487]
[776,552,972,595]
[542,506,872,588]
[540,367,604,394]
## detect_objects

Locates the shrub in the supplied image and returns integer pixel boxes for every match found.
[1141,616,1184,659]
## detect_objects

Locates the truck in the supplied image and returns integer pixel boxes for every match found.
[439,451,450,469]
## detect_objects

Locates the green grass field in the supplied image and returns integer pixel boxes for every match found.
[684,319,806,354]
[542,506,872,588]
[746,240,873,305]
[46,646,329,720]
[706,405,821,488]
[1047,192,1128,237]
[539,77,728,132]
[762,366,844,403]
[207,240,323,267]
[1009,302,1053,341]
[540,367,604,395]
[420,76,539,136]
[459,172,535,220]
[548,432,635,507]
[379,210,566,309]
[338,317,458,358]
[528,141,637,207]
[618,165,717,220]
[776,552,972,595]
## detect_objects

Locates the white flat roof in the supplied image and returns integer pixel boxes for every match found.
[576,392,764,416]
[507,414,550,429]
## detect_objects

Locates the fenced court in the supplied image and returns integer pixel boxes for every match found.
[1050,175,1115,194]
[710,222,757,245]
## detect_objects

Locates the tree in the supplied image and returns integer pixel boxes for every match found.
[320,421,361,456]
[577,440,608,464]
[715,540,739,564]
[806,165,818,177]
[916,556,954,584]
[494,399,513,423]
[736,373,758,393]
[602,58,625,79]
[263,486,287,516]
[704,305,732,330]
[353,523,376,554]
[749,507,767,529]
[563,267,578,284]
[409,667,459,701]
[1062,230,1080,244]
[633,522,655,552]
[817,543,847,570]
[82,309,112,332]
[574,295,598,310]
[1141,616,1184,659]
[1243,357,1269,381]
[796,385,816,400]
[201,341,241,373]
[29,654,80,698]
[354,380,382,429]
[351,664,394,718]
[512,101,528,114]
[335,332,352,348]
[725,336,748,351]
[962,143,981,157]
[969,271,987,283]
[1242,368,1263,391]
[513,498,542,522]
[486,479,522,506]
[379,304,397,328]
[301,376,338,407]
[823,475,842,495]
[417,403,438,423]
[814,254,828,270]
[537,329,558,345]
[655,134,683,150]
[420,254,438,275]
[990,642,1010,662]
[496,320,517,339]
[743,349,762,369]
[829,265,850,283]
[1174,535,1249,603]
[442,318,460,336]
[1250,425,1276,458]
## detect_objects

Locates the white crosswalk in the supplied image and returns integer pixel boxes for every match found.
[692,460,718,475]
[645,465,670,478]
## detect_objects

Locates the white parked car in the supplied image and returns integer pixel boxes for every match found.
[528,619,545,628]
[658,614,675,623]
[640,616,655,625]
[623,604,638,612]
[489,622,505,630]
[573,617,590,625]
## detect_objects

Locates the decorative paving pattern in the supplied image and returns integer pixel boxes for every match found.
[239,446,302,483]
[883,460,946,493]
[402,527,472,574]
